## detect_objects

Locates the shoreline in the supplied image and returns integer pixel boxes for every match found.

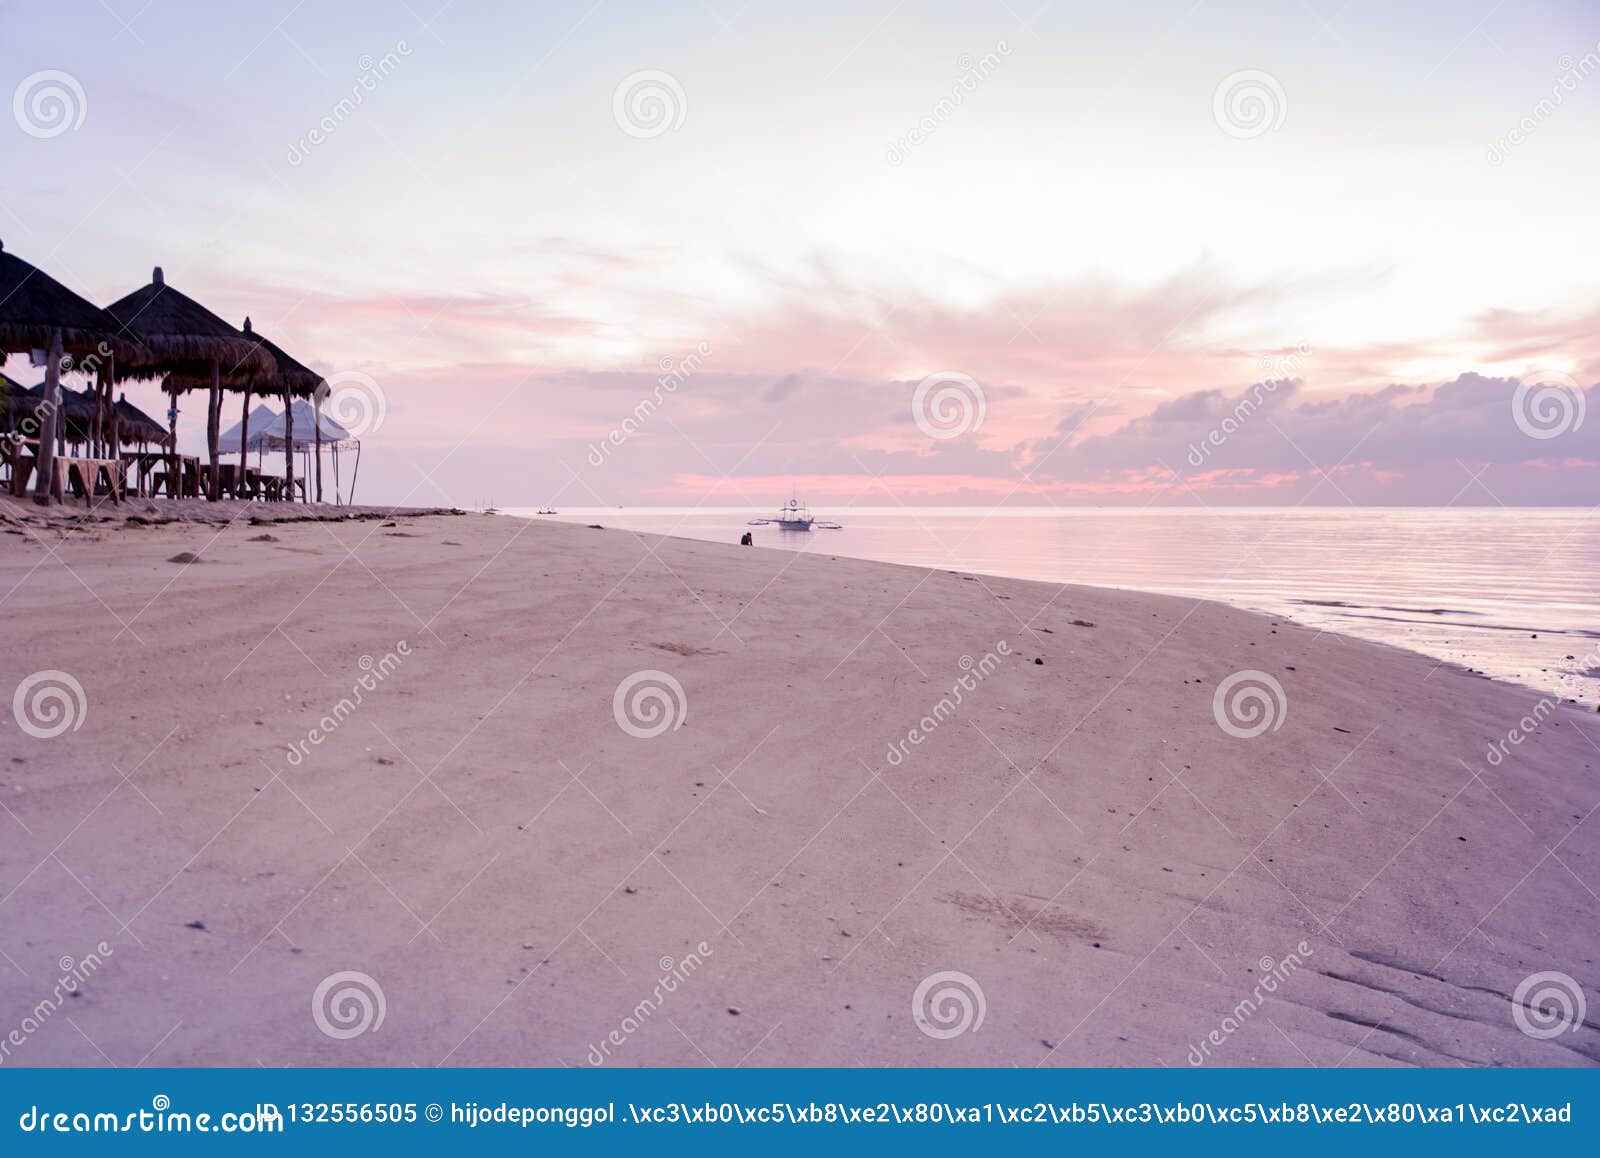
[507,507,1600,714]
[0,510,1596,1067]
[12,493,1590,715]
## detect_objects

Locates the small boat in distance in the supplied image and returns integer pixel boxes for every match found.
[773,495,813,531]
[749,494,834,531]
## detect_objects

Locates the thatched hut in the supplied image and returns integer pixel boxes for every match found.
[164,317,325,499]
[105,267,273,498]
[113,393,170,448]
[1,370,25,424]
[2,384,155,447]
[0,239,148,501]
[2,381,47,434]
[50,385,98,448]
[237,317,325,500]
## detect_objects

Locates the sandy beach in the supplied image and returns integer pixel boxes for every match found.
[0,497,1595,1068]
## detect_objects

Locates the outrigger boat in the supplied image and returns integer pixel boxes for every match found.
[774,496,813,530]
[748,494,823,531]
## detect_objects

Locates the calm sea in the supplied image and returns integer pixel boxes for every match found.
[506,507,1600,706]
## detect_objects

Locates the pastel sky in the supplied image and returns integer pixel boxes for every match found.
[3,0,1598,506]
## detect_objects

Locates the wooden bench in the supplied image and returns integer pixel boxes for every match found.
[6,437,39,497]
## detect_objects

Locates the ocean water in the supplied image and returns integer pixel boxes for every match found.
[506,506,1600,705]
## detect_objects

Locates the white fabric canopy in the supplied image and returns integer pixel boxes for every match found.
[217,402,281,453]
[218,399,355,453]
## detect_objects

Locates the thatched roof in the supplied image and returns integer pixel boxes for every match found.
[161,316,325,399]
[114,392,170,446]
[1,377,40,428]
[0,239,147,360]
[2,382,169,446]
[106,267,274,383]
[2,382,89,440]
[239,316,325,397]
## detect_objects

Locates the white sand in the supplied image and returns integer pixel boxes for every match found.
[0,500,1596,1068]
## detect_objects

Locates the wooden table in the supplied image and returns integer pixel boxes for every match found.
[200,463,237,500]
[51,456,124,507]
[119,450,169,498]
[260,475,306,502]
[151,455,200,498]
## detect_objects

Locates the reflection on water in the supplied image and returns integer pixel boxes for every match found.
[507,507,1600,704]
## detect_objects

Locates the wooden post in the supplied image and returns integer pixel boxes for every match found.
[33,329,63,504]
[102,371,114,458]
[206,359,221,499]
[87,365,100,457]
[107,354,120,462]
[95,373,104,458]
[166,380,179,498]
[239,388,252,499]
[283,387,295,502]
[314,391,324,503]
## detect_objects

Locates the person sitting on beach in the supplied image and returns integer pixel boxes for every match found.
[740,531,753,546]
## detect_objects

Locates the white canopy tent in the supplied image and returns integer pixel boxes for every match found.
[217,402,282,453]
[219,399,363,503]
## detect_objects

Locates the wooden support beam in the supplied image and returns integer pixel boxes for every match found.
[283,387,295,502]
[314,391,324,503]
[206,359,221,500]
[107,354,120,461]
[33,329,63,504]
[239,388,252,499]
